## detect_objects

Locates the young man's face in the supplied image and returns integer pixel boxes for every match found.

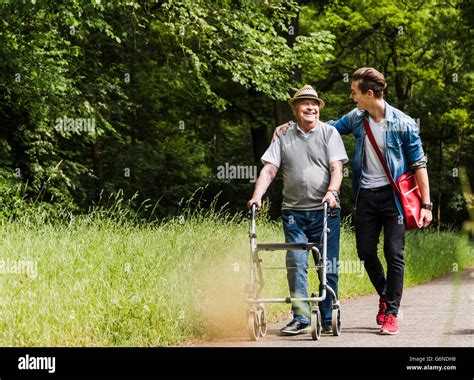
[350,80,370,110]
[293,99,320,124]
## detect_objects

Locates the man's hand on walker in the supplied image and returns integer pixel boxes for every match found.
[322,191,338,209]
[272,122,290,142]
[247,198,262,210]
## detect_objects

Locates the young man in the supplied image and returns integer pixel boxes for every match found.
[275,68,432,335]
[248,85,348,335]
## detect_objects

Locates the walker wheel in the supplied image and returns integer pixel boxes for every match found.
[247,310,260,341]
[332,307,341,336]
[311,308,321,340]
[257,306,267,337]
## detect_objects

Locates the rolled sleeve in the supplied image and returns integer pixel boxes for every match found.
[328,129,349,164]
[261,138,281,168]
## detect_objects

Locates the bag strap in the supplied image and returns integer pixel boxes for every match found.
[362,117,400,194]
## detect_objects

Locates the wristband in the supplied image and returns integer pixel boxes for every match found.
[328,190,339,201]
[421,202,433,211]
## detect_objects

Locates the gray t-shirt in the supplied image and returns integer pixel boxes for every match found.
[261,121,348,210]
[361,116,390,189]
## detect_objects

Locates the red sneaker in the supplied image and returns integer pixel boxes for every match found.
[376,298,386,325]
[380,314,398,335]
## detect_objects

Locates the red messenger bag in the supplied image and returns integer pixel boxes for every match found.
[362,118,423,230]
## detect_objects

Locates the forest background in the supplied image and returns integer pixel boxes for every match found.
[0,0,472,227]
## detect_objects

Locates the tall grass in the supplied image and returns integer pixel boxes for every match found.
[0,203,472,346]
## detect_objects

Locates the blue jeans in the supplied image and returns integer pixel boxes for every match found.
[282,208,341,326]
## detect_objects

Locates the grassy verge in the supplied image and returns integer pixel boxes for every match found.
[0,210,472,346]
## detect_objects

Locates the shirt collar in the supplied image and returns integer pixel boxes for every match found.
[295,121,318,135]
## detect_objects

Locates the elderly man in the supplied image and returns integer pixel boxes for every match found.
[248,85,348,335]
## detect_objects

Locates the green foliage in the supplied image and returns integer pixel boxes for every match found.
[0,165,76,221]
[0,168,29,219]
[0,0,471,227]
[0,0,336,218]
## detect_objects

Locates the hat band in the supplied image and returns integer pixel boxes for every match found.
[294,94,318,99]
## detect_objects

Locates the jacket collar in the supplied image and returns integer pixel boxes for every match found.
[361,100,395,123]
[383,101,396,123]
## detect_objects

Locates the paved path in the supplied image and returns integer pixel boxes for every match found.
[189,267,474,347]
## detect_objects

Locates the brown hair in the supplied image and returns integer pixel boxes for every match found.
[352,67,387,98]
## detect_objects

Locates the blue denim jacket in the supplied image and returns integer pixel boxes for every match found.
[328,101,425,218]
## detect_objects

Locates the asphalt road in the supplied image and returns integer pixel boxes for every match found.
[189,267,474,347]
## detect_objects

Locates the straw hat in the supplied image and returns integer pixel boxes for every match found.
[288,84,325,109]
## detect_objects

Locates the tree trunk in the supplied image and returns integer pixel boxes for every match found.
[92,143,102,180]
[437,138,443,231]
[392,54,405,110]
[437,192,441,233]
[390,35,408,111]
[92,143,103,203]
[274,100,294,127]
[213,129,222,163]
[250,125,268,165]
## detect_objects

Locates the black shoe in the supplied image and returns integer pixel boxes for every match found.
[322,325,333,334]
[280,320,310,335]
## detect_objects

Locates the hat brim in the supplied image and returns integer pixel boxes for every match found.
[288,95,325,109]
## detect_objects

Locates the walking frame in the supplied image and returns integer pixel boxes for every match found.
[245,201,341,341]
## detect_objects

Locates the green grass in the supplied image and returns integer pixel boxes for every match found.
[0,209,472,346]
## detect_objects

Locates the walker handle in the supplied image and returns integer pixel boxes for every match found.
[246,203,257,220]
[323,200,329,210]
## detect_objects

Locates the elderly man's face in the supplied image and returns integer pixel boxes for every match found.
[293,99,320,124]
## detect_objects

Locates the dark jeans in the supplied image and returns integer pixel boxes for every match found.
[355,186,405,316]
[282,208,340,326]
